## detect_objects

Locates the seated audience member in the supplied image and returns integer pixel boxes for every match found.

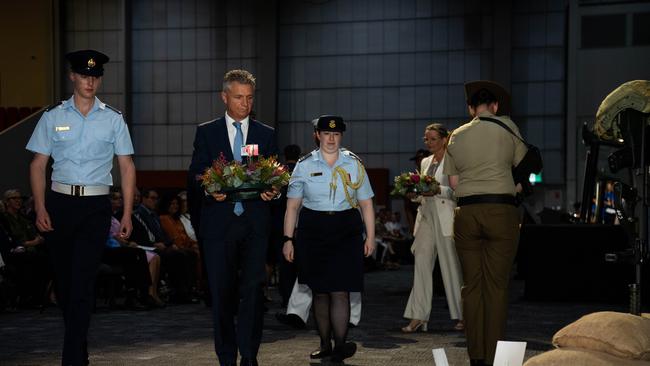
[0,221,18,309]
[387,211,412,252]
[374,209,400,270]
[159,195,200,292]
[104,216,158,309]
[111,187,124,217]
[132,189,197,304]
[385,212,404,236]
[21,195,36,224]
[112,188,162,302]
[0,189,50,307]
[178,190,210,301]
[102,189,163,308]
[176,191,197,241]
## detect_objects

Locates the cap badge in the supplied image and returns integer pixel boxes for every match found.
[329,120,336,128]
[87,58,96,68]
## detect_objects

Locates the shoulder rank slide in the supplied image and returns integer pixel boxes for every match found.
[105,104,122,114]
[298,149,318,163]
[342,149,362,162]
[45,101,64,112]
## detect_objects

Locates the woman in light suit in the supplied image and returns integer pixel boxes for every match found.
[402,123,463,332]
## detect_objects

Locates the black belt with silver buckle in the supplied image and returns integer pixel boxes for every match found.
[457,194,516,207]
[304,208,353,216]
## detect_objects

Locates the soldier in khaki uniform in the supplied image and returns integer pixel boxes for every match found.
[443,81,527,366]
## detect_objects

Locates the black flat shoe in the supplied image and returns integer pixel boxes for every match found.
[330,342,356,363]
[309,347,332,359]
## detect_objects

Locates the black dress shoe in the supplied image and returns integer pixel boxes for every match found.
[275,312,306,329]
[470,359,486,366]
[309,348,332,359]
[240,358,258,366]
[331,342,357,363]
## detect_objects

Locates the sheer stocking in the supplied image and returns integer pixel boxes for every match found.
[329,291,351,349]
[313,292,332,350]
[313,291,351,351]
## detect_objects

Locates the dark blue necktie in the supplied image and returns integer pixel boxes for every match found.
[233,122,244,216]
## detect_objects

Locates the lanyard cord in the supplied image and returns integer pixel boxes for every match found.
[329,160,365,208]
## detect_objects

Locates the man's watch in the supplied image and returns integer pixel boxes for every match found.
[282,235,293,243]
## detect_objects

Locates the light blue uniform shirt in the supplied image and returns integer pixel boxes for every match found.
[288,148,374,211]
[26,95,134,186]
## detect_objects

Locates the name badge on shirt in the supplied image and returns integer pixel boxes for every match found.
[311,172,323,177]
[241,144,259,157]
[55,126,70,132]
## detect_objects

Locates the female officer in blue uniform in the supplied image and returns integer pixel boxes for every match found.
[26,49,136,366]
[282,115,375,364]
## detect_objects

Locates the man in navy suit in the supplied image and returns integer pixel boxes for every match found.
[188,69,279,366]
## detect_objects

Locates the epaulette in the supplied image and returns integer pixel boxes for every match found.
[45,101,64,112]
[342,149,363,162]
[105,104,122,114]
[298,149,318,163]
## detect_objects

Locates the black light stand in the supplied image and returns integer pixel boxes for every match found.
[580,122,622,223]
[582,110,649,314]
[629,111,648,315]
[580,122,600,223]
[608,110,649,315]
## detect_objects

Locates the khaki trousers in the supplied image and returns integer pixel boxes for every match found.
[454,203,520,364]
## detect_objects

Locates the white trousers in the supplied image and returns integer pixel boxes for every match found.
[403,202,463,321]
[286,279,362,326]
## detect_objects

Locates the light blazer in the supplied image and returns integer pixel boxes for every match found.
[413,154,456,237]
[187,116,279,239]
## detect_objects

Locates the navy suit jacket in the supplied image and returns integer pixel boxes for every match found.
[131,204,171,247]
[187,116,279,239]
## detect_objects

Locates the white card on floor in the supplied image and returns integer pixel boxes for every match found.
[432,348,449,366]
[493,341,527,366]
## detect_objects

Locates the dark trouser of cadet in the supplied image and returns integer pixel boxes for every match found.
[454,203,520,365]
[44,192,111,366]
[203,211,268,366]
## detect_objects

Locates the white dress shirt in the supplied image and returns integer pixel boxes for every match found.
[225,112,250,152]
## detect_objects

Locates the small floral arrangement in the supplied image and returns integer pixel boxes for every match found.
[390,171,440,196]
[199,153,291,194]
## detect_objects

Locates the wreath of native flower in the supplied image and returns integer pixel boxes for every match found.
[390,171,440,197]
[199,153,291,194]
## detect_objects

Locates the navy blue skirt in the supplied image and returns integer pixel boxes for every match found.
[295,208,365,293]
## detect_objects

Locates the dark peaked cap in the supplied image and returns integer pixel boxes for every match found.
[65,49,109,77]
[312,115,346,132]
[464,80,511,116]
